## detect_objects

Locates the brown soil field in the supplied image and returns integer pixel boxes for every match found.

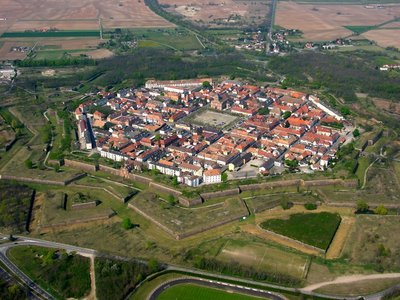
[0,41,34,60]
[381,21,400,28]
[362,29,400,48]
[73,48,114,59]
[373,98,400,115]
[276,2,400,41]
[325,216,355,259]
[0,0,172,32]
[159,0,271,28]
[38,38,102,50]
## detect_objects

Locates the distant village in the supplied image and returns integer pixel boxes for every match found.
[75,78,351,187]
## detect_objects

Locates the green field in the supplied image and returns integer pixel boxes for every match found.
[260,212,341,250]
[157,283,264,300]
[1,30,100,38]
[8,246,91,299]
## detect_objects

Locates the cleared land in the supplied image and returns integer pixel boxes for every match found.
[159,0,271,28]
[217,240,309,278]
[188,109,239,129]
[260,212,341,250]
[362,29,400,48]
[314,278,400,296]
[275,2,400,41]
[157,283,264,300]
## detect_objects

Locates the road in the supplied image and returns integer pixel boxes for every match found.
[148,277,286,300]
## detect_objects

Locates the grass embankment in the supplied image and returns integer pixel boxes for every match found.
[260,212,341,250]
[8,246,91,299]
[157,283,264,300]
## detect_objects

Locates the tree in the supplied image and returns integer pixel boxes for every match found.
[374,205,388,215]
[24,159,33,169]
[341,106,351,116]
[172,176,178,186]
[356,199,369,213]
[221,172,228,182]
[202,81,212,89]
[122,217,134,230]
[258,107,269,115]
[353,128,360,137]
[148,258,160,273]
[283,111,292,119]
[154,133,161,141]
[167,194,176,206]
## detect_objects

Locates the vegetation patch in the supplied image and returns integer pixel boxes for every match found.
[0,181,32,233]
[95,257,161,300]
[260,212,341,250]
[1,30,100,38]
[344,25,377,35]
[8,246,91,299]
[157,283,263,300]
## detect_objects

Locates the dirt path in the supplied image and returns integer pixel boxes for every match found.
[301,273,400,292]
[325,216,355,259]
[83,255,97,300]
[362,158,379,189]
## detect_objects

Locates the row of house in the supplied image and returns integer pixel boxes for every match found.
[74,79,349,186]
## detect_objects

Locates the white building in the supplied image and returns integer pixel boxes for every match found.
[203,169,222,184]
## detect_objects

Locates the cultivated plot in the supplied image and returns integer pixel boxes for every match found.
[275,2,400,41]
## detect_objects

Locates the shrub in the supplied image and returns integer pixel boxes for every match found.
[304,202,317,210]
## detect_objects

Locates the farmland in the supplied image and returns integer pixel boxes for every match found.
[275,2,400,41]
[260,212,341,250]
[157,283,264,300]
[158,0,272,28]
[0,0,174,60]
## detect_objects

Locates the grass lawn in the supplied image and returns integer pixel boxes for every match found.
[130,273,184,300]
[8,245,91,299]
[157,283,264,300]
[260,212,341,250]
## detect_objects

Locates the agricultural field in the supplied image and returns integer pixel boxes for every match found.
[159,0,271,28]
[157,283,264,300]
[186,108,240,129]
[362,29,400,49]
[131,191,248,236]
[342,215,400,272]
[0,0,174,60]
[0,0,172,32]
[275,2,400,41]
[8,245,91,299]
[260,212,341,250]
